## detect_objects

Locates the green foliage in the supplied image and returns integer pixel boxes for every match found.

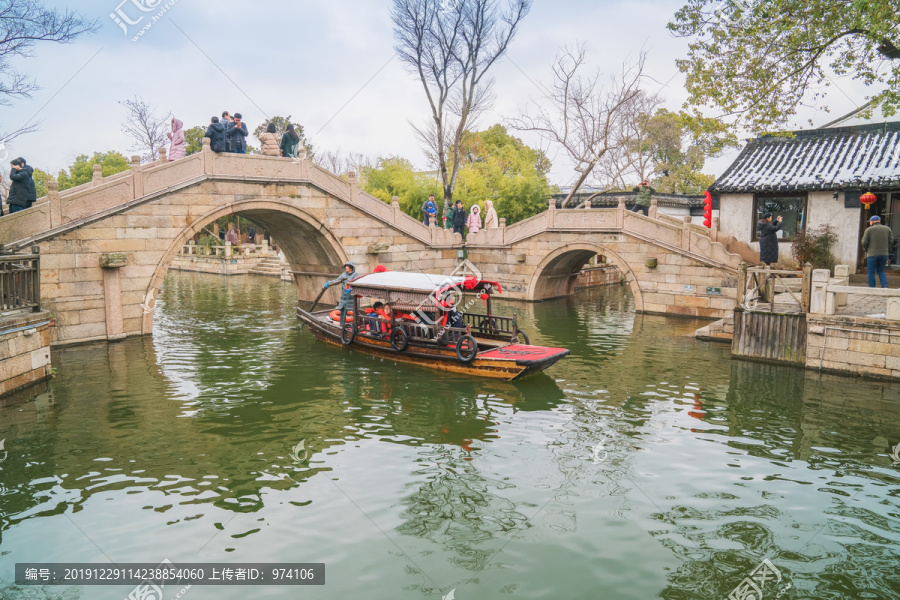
[452,125,555,223]
[642,109,738,194]
[363,125,554,224]
[252,115,312,155]
[184,126,206,156]
[362,156,440,216]
[791,224,838,271]
[669,0,900,132]
[57,151,131,191]
[32,168,53,199]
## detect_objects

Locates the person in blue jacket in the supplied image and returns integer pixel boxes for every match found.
[324,261,358,328]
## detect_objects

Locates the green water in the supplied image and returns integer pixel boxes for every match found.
[1,271,899,599]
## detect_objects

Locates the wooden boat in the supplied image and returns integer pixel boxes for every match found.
[296,271,569,380]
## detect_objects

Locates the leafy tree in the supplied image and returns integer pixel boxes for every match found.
[363,125,554,224]
[451,125,555,223]
[363,156,439,217]
[184,126,206,156]
[669,0,900,132]
[57,151,130,191]
[638,110,738,194]
[252,115,312,155]
[0,0,99,142]
[32,167,52,198]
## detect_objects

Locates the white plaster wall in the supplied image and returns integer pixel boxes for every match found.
[718,193,755,249]
[805,191,861,273]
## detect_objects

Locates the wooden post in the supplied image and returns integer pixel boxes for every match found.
[800,262,812,312]
[737,262,748,308]
[31,246,41,312]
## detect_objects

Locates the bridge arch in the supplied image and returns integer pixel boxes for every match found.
[526,243,643,310]
[141,199,349,335]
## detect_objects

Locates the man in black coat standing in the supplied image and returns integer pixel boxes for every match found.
[8,157,36,214]
[225,113,249,154]
[757,212,783,267]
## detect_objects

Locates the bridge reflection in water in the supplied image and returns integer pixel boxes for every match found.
[0,272,897,599]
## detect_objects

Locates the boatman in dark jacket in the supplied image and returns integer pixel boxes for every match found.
[324,261,358,329]
[862,215,894,288]
[451,200,466,236]
[756,212,782,267]
[8,157,36,213]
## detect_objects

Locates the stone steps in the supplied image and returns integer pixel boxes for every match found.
[250,257,287,277]
[694,314,734,343]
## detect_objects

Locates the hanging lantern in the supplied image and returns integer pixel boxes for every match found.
[480,292,490,307]
[860,191,877,208]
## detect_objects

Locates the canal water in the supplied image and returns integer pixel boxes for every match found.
[1,271,899,599]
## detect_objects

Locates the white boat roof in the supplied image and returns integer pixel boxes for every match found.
[350,271,466,293]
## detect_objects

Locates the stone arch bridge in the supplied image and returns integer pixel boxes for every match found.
[0,142,754,346]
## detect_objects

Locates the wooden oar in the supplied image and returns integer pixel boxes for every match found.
[299,282,331,330]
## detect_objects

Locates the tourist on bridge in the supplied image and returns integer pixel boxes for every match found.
[324,261,358,328]
[259,123,280,156]
[451,200,466,236]
[225,225,239,246]
[167,118,185,161]
[443,200,453,229]
[466,204,482,235]
[204,117,226,152]
[7,158,35,214]
[631,180,654,216]
[280,124,301,158]
[484,200,499,229]
[423,196,438,226]
[756,212,782,267]
[862,215,894,288]
[225,113,249,153]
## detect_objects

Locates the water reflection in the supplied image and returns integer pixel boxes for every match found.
[0,274,898,599]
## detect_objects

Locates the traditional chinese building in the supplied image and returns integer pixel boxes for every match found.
[710,106,900,272]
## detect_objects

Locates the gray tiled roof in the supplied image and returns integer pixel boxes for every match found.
[711,122,900,193]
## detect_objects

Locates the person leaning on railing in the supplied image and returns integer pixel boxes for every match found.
[7,157,36,214]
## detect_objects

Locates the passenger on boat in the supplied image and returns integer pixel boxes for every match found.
[370,302,390,335]
[323,261,357,328]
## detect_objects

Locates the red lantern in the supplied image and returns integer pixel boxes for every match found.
[860,191,877,208]
[463,276,478,290]
[480,292,489,307]
[373,265,387,273]
[703,190,713,228]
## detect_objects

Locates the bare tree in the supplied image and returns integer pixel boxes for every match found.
[120,95,171,162]
[392,0,531,203]
[593,90,663,190]
[313,148,375,176]
[509,45,648,206]
[0,0,99,142]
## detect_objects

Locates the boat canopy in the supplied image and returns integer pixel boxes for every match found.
[350,271,500,305]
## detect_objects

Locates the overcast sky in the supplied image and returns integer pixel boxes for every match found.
[0,0,874,186]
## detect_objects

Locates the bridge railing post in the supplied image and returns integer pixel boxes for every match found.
[48,178,61,228]
[92,164,103,187]
[201,137,212,175]
[616,196,625,228]
[548,197,556,228]
[131,155,144,197]
[649,197,658,219]
[158,147,167,162]
[681,216,691,250]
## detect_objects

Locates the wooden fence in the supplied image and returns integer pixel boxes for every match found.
[0,248,41,313]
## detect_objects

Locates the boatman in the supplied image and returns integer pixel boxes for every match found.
[324,261,358,330]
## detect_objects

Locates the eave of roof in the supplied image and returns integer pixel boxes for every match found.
[711,121,900,193]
